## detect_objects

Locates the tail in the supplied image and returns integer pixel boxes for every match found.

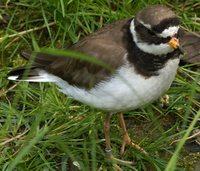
[7,51,58,82]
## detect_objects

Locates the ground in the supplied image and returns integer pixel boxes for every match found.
[0,1,200,171]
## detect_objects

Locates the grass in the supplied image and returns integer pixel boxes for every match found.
[0,0,200,170]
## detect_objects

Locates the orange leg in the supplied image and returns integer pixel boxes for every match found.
[104,113,134,170]
[104,112,113,159]
[118,112,131,157]
[104,113,124,171]
[118,112,148,156]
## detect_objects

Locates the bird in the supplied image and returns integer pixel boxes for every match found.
[8,5,183,169]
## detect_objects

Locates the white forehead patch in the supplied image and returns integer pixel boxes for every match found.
[137,19,152,29]
[157,26,179,38]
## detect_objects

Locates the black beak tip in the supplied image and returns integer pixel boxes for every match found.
[178,46,185,55]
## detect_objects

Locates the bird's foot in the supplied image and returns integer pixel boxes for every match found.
[118,112,148,157]
[120,133,148,157]
[120,132,131,157]
[129,141,148,156]
[105,149,135,171]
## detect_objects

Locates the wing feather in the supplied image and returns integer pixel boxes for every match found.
[9,19,130,88]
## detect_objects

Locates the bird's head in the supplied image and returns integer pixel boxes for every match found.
[130,5,182,55]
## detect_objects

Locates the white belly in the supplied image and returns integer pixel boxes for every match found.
[56,58,180,112]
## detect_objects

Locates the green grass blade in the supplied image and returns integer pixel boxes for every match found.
[40,48,113,72]
[59,0,66,17]
[7,126,49,171]
[165,110,200,171]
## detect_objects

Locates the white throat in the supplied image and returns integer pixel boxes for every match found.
[130,19,175,56]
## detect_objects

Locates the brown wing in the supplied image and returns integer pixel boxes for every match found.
[179,28,200,65]
[32,19,130,88]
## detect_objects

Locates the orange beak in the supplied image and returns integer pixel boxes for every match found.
[167,36,180,49]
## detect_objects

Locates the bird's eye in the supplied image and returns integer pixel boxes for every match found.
[148,30,157,37]
[161,36,171,43]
